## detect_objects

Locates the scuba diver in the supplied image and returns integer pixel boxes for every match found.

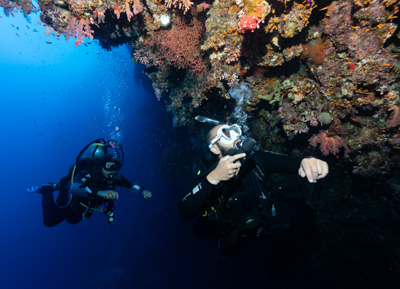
[179,117,329,255]
[28,139,152,227]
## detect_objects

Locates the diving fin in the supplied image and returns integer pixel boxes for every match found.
[27,183,56,194]
[27,186,41,193]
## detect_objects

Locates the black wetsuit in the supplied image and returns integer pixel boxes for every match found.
[41,158,136,227]
[179,151,302,247]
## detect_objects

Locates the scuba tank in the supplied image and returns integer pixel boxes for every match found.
[76,138,124,165]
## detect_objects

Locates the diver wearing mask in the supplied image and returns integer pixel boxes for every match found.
[28,139,152,227]
[179,120,329,255]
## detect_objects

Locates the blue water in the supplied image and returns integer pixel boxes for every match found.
[0,11,358,289]
[0,11,177,289]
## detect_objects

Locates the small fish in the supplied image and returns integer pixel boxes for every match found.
[46,41,52,44]
[33,29,38,32]
[26,25,30,29]
[16,33,19,36]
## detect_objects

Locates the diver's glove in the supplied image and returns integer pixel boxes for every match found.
[142,190,152,199]
[131,184,152,199]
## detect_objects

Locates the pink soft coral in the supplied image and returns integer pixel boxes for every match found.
[197,2,211,12]
[150,19,206,76]
[309,131,350,156]
[239,15,263,33]
[65,16,94,47]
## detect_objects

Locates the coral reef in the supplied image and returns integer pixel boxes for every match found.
[3,0,398,176]
[148,18,206,76]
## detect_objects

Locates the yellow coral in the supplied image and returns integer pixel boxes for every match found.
[243,0,270,18]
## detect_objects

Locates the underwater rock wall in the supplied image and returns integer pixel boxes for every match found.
[2,0,399,179]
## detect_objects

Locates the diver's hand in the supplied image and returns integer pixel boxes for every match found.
[97,190,119,200]
[299,157,329,183]
[130,184,151,199]
[142,190,152,199]
[207,153,246,185]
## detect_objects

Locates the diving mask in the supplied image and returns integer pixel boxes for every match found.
[103,161,121,172]
[209,124,242,148]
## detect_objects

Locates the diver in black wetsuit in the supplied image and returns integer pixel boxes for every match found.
[28,139,152,227]
[179,122,329,255]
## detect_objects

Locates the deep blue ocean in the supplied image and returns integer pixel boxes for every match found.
[0,11,297,289]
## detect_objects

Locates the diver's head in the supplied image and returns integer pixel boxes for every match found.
[207,124,242,157]
[100,154,122,179]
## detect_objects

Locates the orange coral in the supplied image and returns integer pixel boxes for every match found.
[301,39,328,65]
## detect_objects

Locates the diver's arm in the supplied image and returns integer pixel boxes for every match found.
[258,151,329,182]
[70,177,120,199]
[118,175,152,199]
[179,154,245,220]
[257,151,302,174]
[179,178,218,220]
[117,175,133,189]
